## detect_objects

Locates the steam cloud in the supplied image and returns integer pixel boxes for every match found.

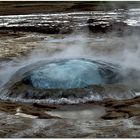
[1,13,140,90]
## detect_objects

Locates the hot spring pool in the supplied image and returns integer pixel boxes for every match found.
[23,59,121,89]
[23,59,114,89]
[0,58,136,104]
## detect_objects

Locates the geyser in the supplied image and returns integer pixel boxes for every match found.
[24,59,107,89]
[23,59,120,89]
[0,58,136,104]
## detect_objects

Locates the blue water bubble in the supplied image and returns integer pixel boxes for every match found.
[24,59,106,89]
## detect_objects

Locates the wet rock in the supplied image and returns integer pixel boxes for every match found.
[87,19,136,35]
[132,116,140,125]
[32,103,58,109]
[102,111,129,119]
[118,107,140,117]
[104,96,140,108]
[0,30,25,37]
[1,82,136,104]
[0,105,139,138]
[134,96,140,103]
[87,19,111,33]
[1,9,140,35]
[15,106,60,119]
[0,101,59,119]
[0,112,32,138]
[104,100,133,108]
[87,16,140,36]
[102,96,140,120]
[0,23,73,34]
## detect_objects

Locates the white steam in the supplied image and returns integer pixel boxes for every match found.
[1,26,140,90]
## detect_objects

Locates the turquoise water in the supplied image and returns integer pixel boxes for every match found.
[25,59,104,89]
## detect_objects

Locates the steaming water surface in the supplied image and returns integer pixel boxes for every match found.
[24,59,105,89]
[47,104,106,120]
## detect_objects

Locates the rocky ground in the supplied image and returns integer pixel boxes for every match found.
[0,31,46,60]
[0,96,139,138]
[0,29,140,138]
[0,1,140,138]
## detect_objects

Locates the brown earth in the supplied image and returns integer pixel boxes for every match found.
[0,1,140,15]
[0,31,46,61]
[0,100,60,119]
[102,96,140,119]
[0,92,139,138]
